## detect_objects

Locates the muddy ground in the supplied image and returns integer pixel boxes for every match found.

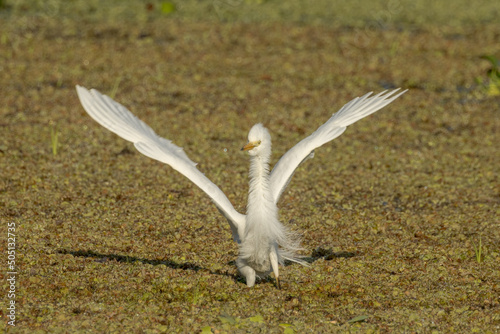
[1,1,499,333]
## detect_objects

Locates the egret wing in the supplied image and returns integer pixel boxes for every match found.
[76,86,245,240]
[269,89,407,204]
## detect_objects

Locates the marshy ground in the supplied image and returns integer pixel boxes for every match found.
[1,1,499,332]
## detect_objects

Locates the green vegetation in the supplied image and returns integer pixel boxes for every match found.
[478,55,500,96]
[473,236,484,264]
[2,0,500,27]
[0,0,499,332]
[50,123,59,156]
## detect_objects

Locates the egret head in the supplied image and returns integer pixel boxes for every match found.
[242,123,271,157]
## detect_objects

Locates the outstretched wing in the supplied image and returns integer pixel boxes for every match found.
[76,85,245,241]
[269,89,407,204]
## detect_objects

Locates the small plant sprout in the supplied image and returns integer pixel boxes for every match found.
[473,236,484,264]
[50,122,59,156]
[110,75,123,99]
[478,55,500,96]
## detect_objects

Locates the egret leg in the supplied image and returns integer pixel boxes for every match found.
[269,249,280,289]
[237,260,256,287]
[245,269,256,287]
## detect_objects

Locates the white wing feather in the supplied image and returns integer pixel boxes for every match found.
[269,88,407,204]
[76,85,245,240]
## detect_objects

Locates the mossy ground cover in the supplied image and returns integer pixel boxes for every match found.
[1,1,499,333]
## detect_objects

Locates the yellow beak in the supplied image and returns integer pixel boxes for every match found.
[241,141,260,151]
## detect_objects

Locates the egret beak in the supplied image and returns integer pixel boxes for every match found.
[241,141,260,151]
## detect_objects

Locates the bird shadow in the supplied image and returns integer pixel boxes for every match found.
[57,247,355,287]
[300,247,357,264]
[57,249,241,283]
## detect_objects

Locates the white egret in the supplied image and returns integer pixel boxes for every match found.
[76,85,407,288]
